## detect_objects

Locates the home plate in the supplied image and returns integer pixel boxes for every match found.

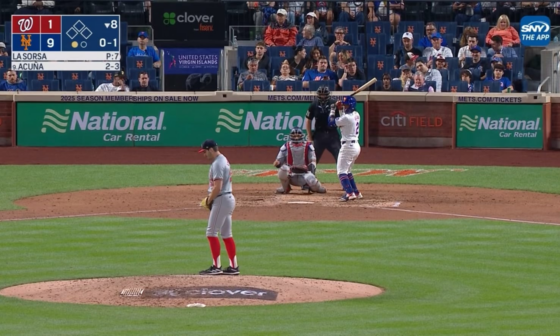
[288,201,315,204]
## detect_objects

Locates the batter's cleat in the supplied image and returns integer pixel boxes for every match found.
[339,193,356,202]
[223,266,240,275]
[199,265,223,275]
[356,192,363,199]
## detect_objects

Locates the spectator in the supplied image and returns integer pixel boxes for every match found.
[128,32,161,69]
[485,14,520,47]
[486,63,513,92]
[487,35,518,58]
[489,2,519,24]
[453,2,482,28]
[330,50,349,74]
[520,2,550,17]
[281,1,305,25]
[418,22,449,49]
[271,60,297,90]
[304,12,329,45]
[415,59,442,92]
[339,2,365,24]
[302,46,324,75]
[297,24,324,47]
[264,9,298,47]
[376,73,397,91]
[311,1,334,27]
[0,70,27,91]
[337,57,366,88]
[367,1,380,22]
[288,46,307,75]
[302,55,337,89]
[15,1,52,14]
[58,0,82,14]
[248,2,266,26]
[458,33,487,67]
[96,71,129,92]
[328,26,351,61]
[422,33,453,67]
[460,69,475,92]
[132,71,158,91]
[237,57,269,90]
[262,2,278,26]
[403,52,419,71]
[241,41,270,73]
[490,55,503,69]
[394,32,422,69]
[406,72,434,92]
[388,0,404,33]
[397,64,414,89]
[435,54,447,70]
[0,42,8,56]
[462,45,490,80]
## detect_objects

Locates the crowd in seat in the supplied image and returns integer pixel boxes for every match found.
[233,1,544,93]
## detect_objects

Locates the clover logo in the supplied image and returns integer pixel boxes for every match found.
[163,12,176,25]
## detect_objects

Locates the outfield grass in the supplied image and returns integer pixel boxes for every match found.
[1,164,559,210]
[0,217,559,335]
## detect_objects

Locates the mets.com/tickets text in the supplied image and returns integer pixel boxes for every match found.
[458,97,522,103]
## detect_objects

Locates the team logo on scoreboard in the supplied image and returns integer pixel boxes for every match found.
[17,17,34,33]
[21,34,32,51]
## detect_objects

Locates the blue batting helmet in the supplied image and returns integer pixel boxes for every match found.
[289,127,305,142]
[342,96,357,113]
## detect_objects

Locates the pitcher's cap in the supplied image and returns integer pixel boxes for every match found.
[198,139,217,152]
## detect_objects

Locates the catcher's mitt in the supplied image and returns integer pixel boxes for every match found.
[200,197,213,211]
[291,165,308,174]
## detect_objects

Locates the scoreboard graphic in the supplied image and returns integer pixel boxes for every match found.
[11,15,121,71]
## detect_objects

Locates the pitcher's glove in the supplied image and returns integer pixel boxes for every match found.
[200,197,213,211]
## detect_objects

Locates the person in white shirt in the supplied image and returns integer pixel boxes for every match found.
[328,95,363,202]
[415,59,442,92]
[422,32,453,67]
[458,33,487,67]
[95,71,130,92]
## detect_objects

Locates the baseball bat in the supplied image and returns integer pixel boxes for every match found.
[350,77,377,96]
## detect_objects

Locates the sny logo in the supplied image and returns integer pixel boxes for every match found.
[21,34,32,51]
[520,16,550,47]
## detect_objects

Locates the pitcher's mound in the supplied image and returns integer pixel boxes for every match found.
[0,275,383,307]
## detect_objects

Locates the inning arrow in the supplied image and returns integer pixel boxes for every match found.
[104,23,110,28]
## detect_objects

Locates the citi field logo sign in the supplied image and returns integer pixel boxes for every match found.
[520,16,551,46]
[42,109,71,133]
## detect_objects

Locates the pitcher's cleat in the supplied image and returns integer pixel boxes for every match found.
[199,265,223,275]
[223,266,240,275]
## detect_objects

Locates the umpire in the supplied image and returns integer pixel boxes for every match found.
[304,86,341,164]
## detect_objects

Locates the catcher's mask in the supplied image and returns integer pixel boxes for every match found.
[289,128,305,143]
[316,86,330,103]
[342,95,357,113]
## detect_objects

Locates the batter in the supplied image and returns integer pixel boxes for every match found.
[198,139,239,275]
[328,96,363,202]
[273,128,327,194]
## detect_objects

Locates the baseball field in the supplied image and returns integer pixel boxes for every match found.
[1,147,559,335]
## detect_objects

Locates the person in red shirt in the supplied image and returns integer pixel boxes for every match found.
[264,9,298,47]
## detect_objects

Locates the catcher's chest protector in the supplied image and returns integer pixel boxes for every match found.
[286,142,309,167]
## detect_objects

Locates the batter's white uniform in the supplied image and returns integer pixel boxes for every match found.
[334,111,361,175]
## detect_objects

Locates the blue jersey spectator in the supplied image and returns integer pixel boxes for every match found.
[127,32,161,68]
[0,70,27,91]
[486,63,513,92]
[302,56,337,89]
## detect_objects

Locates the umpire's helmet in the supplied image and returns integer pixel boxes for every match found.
[316,85,330,103]
[289,127,305,142]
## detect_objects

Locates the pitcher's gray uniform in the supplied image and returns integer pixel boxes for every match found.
[207,154,236,238]
[275,128,327,194]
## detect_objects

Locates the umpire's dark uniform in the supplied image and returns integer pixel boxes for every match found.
[305,97,341,164]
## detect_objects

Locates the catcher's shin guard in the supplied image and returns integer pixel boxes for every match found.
[305,173,326,193]
[277,165,291,194]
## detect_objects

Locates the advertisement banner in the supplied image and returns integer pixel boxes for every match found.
[16,102,364,147]
[162,48,220,91]
[151,2,226,41]
[456,104,543,148]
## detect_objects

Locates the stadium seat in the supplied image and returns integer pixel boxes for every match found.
[503,57,524,79]
[242,80,270,92]
[390,69,401,79]
[391,79,403,91]
[0,55,10,69]
[58,71,89,80]
[30,79,60,91]
[475,80,501,93]
[23,71,55,80]
[93,71,114,82]
[441,81,449,92]
[446,57,459,72]
[366,32,388,55]
[304,46,329,59]
[127,68,156,81]
[120,21,129,45]
[268,46,294,59]
[0,69,7,82]
[332,22,358,44]
[237,46,255,69]
[309,80,336,92]
[275,81,303,91]
[448,80,470,92]
[398,21,424,35]
[435,22,458,38]
[0,33,3,44]
[426,80,436,92]
[4,22,11,44]
[439,68,449,82]
[270,57,288,77]
[126,56,153,70]
[367,55,393,82]
[342,80,366,91]
[64,80,94,91]
[366,21,391,35]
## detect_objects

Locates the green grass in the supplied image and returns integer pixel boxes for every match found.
[1,217,559,335]
[1,164,559,210]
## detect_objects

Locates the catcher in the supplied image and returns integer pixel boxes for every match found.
[273,127,327,194]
